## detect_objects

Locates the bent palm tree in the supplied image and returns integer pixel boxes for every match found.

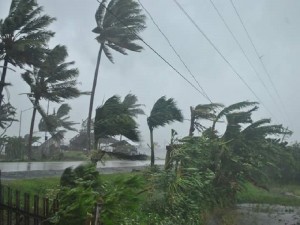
[0,0,55,106]
[39,103,78,140]
[189,103,223,136]
[94,95,141,148]
[87,0,146,151]
[22,45,80,159]
[147,96,183,166]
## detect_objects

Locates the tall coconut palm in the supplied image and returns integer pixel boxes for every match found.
[94,95,140,148]
[0,0,55,106]
[22,45,81,159]
[189,103,223,136]
[38,103,78,140]
[147,96,183,167]
[87,0,146,151]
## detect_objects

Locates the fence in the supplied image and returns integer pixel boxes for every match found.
[0,171,59,225]
[0,171,102,225]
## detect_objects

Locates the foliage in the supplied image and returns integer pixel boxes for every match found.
[93,0,146,63]
[189,103,223,136]
[3,136,26,160]
[22,45,81,157]
[0,0,55,104]
[0,102,16,130]
[147,96,183,166]
[51,163,101,225]
[94,94,142,146]
[38,103,78,140]
[87,0,146,151]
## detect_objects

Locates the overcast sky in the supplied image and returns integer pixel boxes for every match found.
[1,0,299,153]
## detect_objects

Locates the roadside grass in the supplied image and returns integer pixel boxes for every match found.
[237,182,300,206]
[1,172,140,197]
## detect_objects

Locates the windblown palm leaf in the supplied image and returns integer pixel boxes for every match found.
[0,103,16,129]
[147,96,183,129]
[212,101,258,133]
[223,106,258,140]
[122,93,145,117]
[39,103,78,139]
[0,0,55,105]
[94,95,141,147]
[189,103,223,136]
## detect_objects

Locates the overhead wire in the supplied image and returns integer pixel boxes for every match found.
[172,0,274,117]
[208,0,284,121]
[229,0,292,127]
[137,0,213,103]
[99,1,213,102]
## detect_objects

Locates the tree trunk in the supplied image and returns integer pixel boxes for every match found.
[189,106,195,136]
[150,128,155,167]
[87,44,104,151]
[0,59,9,107]
[28,100,38,160]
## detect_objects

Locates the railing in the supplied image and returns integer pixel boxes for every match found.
[0,171,58,225]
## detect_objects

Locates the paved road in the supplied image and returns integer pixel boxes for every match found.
[0,165,150,180]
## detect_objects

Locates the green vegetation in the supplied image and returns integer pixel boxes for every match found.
[87,0,147,151]
[237,182,300,206]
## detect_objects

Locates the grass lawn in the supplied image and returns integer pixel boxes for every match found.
[237,182,300,206]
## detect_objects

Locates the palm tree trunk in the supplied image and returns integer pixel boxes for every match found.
[189,106,195,136]
[87,44,104,151]
[150,128,155,167]
[28,100,38,160]
[0,59,9,107]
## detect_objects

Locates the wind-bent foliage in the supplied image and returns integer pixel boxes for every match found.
[147,96,183,166]
[0,0,55,106]
[87,0,146,151]
[22,45,80,159]
[39,103,78,140]
[0,102,16,130]
[94,94,142,148]
[211,101,258,136]
[189,103,223,136]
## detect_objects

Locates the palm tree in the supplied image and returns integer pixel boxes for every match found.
[38,103,78,141]
[211,101,258,136]
[22,45,81,159]
[189,103,223,136]
[94,95,141,149]
[147,96,183,166]
[122,93,145,117]
[0,0,55,106]
[0,102,16,130]
[87,0,146,151]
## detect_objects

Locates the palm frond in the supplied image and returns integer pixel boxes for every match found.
[147,96,183,129]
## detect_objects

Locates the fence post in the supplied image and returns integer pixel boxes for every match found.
[7,187,12,225]
[24,193,30,225]
[33,195,39,225]
[16,190,21,225]
[0,170,3,223]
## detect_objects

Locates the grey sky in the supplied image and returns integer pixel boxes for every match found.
[1,0,299,151]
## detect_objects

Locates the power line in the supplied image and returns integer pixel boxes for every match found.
[137,0,213,103]
[172,0,274,117]
[208,0,285,120]
[99,1,210,101]
[229,0,292,127]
